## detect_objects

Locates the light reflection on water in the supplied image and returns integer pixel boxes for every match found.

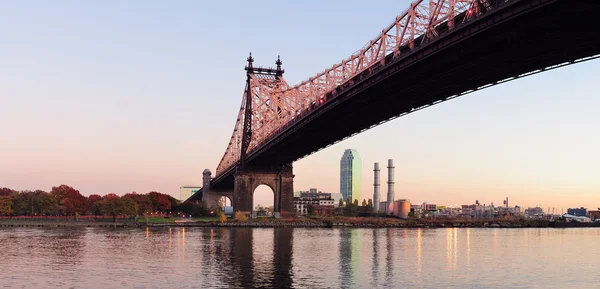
[1,227,599,288]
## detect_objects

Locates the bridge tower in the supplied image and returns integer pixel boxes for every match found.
[233,54,295,218]
[200,54,293,218]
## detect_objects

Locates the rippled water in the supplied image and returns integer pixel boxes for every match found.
[1,227,599,288]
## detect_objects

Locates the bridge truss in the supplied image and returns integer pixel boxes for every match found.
[216,0,495,176]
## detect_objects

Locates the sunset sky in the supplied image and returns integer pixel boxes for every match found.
[1,1,599,211]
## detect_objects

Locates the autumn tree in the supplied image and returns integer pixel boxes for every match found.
[338,198,344,207]
[148,192,171,213]
[51,185,88,216]
[0,187,15,197]
[123,192,152,215]
[367,199,374,212]
[362,199,367,207]
[166,195,181,213]
[0,196,13,215]
[353,199,359,207]
[88,194,103,217]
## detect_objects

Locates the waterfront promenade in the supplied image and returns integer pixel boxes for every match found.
[2,216,597,228]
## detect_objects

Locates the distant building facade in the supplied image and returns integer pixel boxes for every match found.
[180,186,201,202]
[525,206,544,217]
[589,209,600,221]
[340,149,362,204]
[567,207,587,216]
[293,193,335,215]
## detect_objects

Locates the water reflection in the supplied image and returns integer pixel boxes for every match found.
[445,228,459,271]
[2,227,600,288]
[371,229,379,287]
[466,227,471,269]
[339,229,354,288]
[230,228,254,288]
[416,228,422,273]
[385,228,394,284]
[49,229,87,266]
[272,228,293,288]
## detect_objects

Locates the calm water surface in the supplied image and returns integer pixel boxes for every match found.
[1,227,599,288]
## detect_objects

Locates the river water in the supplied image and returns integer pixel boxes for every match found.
[1,227,599,288]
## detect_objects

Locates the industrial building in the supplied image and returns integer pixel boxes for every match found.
[373,162,380,212]
[386,159,395,215]
[340,149,362,204]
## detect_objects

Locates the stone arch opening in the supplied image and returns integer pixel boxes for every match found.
[253,184,275,217]
[219,196,233,216]
[219,196,232,207]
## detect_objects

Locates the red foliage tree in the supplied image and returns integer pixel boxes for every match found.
[0,187,14,197]
[88,194,103,216]
[148,192,171,213]
[51,185,88,216]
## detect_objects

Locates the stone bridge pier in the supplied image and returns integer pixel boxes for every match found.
[233,164,295,218]
[201,169,232,209]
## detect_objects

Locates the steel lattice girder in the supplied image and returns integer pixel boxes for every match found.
[215,0,495,176]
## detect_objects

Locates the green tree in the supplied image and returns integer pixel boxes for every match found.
[100,194,121,222]
[11,192,32,215]
[346,197,352,206]
[0,196,13,215]
[307,203,315,216]
[38,192,58,216]
[123,193,153,215]
[118,197,139,219]
[367,199,374,212]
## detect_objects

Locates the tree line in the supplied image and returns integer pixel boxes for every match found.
[0,185,214,221]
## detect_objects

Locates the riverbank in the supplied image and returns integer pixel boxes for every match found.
[3,217,599,228]
[0,222,133,228]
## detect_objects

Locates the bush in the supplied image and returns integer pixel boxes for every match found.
[217,211,227,223]
[234,211,248,222]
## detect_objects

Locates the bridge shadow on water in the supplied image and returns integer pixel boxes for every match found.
[195,227,412,289]
[198,228,293,289]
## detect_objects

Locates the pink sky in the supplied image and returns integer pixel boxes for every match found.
[1,0,599,211]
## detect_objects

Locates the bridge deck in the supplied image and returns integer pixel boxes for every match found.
[205,0,600,192]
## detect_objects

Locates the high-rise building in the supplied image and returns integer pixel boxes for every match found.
[340,149,362,204]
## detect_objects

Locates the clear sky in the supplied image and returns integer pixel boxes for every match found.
[1,1,599,211]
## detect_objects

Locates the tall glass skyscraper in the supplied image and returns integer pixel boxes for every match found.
[340,149,362,204]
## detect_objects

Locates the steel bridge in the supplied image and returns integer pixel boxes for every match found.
[188,0,600,217]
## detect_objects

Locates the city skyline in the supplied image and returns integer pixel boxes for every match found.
[1,1,600,210]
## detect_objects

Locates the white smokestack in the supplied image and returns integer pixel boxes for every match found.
[386,159,395,215]
[373,163,380,212]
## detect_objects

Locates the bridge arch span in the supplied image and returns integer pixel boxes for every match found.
[253,184,275,216]
[233,165,295,217]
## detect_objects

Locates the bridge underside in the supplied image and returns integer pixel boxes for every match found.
[198,0,600,195]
